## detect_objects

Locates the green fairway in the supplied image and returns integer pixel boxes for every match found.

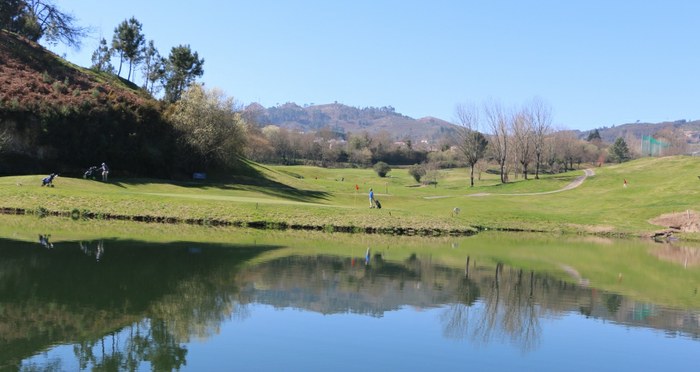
[1,156,699,237]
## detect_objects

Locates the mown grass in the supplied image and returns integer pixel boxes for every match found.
[1,156,699,236]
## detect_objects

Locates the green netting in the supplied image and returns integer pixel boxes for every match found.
[641,135,669,156]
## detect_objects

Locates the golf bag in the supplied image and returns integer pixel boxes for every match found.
[84,166,100,180]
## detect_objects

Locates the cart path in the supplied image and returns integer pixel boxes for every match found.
[424,169,595,199]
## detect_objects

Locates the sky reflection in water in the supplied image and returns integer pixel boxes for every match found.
[2,231,698,371]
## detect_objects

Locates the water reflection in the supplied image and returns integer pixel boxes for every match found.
[79,240,104,261]
[0,235,698,370]
[38,234,53,249]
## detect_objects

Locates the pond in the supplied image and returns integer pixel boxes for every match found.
[0,217,698,371]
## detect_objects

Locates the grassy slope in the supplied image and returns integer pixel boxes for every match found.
[1,156,699,237]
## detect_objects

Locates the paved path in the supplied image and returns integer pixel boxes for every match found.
[492,168,595,196]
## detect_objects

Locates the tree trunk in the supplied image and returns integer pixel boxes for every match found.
[499,160,506,183]
[117,54,123,76]
[470,164,475,187]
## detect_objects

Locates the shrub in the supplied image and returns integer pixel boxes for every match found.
[373,161,391,177]
[52,81,67,94]
[41,70,53,83]
[408,163,426,182]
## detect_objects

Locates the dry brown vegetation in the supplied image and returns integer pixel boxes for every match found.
[0,29,151,116]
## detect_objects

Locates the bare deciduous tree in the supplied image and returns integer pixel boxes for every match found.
[528,97,552,179]
[512,109,534,180]
[484,100,510,183]
[11,0,89,48]
[456,102,488,187]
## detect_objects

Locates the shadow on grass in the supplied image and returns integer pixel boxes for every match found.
[111,161,331,203]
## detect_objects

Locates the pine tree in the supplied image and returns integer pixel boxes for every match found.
[162,45,204,103]
[112,17,145,81]
[90,37,114,73]
[609,137,631,163]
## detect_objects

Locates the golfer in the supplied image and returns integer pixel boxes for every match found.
[101,163,109,181]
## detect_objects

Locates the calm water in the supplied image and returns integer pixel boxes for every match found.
[0,225,698,371]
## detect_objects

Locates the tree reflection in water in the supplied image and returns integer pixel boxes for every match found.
[69,319,186,371]
[443,264,542,352]
[2,237,699,370]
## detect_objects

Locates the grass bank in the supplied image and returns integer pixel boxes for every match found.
[1,156,699,237]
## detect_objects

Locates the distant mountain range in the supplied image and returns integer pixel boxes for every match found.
[244,102,700,148]
[243,102,459,142]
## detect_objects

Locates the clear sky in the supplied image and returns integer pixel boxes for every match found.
[48,0,700,131]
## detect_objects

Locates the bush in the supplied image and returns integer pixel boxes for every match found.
[373,161,391,177]
[408,163,426,182]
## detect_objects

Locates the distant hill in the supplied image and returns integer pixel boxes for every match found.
[244,102,459,142]
[582,120,700,155]
[587,120,700,144]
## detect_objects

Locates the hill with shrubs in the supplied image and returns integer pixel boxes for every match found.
[0,29,179,176]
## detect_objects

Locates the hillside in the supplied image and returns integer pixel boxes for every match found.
[0,30,152,115]
[244,102,459,142]
[0,30,174,176]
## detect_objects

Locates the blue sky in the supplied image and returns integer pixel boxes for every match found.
[49,0,700,131]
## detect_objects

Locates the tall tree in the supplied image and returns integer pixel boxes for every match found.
[484,100,510,183]
[112,17,145,81]
[528,97,552,179]
[90,37,114,73]
[456,102,488,187]
[1,0,87,47]
[512,109,534,180]
[163,45,204,103]
[141,40,164,95]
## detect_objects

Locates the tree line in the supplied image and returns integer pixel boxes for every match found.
[90,17,204,103]
[450,98,641,187]
[238,97,638,186]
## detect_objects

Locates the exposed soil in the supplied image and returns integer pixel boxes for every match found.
[649,211,700,233]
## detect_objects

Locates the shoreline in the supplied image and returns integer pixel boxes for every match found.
[0,205,642,239]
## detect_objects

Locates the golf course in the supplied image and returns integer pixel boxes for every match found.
[1,155,698,239]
